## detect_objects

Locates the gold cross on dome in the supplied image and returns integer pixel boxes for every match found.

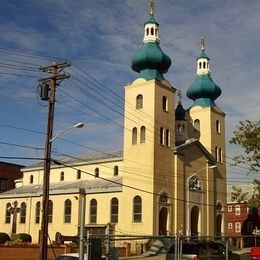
[201,37,205,51]
[177,90,182,104]
[150,0,155,15]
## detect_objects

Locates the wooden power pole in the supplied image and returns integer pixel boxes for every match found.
[38,61,70,260]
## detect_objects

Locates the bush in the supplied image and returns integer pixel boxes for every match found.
[17,233,32,243]
[0,232,10,244]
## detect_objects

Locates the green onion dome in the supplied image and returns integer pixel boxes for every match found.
[131,15,171,81]
[186,40,221,107]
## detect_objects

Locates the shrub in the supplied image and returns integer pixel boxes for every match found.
[17,233,32,243]
[0,232,10,244]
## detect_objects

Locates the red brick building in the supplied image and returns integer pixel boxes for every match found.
[227,202,260,247]
[0,162,23,192]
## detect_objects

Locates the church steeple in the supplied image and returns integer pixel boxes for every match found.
[175,91,188,144]
[131,0,171,81]
[196,37,210,75]
[143,0,160,44]
[186,38,221,107]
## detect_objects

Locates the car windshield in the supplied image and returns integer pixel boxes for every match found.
[168,241,226,256]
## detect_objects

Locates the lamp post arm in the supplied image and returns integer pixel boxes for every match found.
[50,123,84,143]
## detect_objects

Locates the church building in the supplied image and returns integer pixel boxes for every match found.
[0,2,226,244]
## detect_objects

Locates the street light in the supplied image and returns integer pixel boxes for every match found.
[186,164,217,237]
[50,123,84,142]
[40,122,84,260]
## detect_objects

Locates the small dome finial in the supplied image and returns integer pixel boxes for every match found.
[150,0,155,15]
[177,90,183,105]
[201,37,205,51]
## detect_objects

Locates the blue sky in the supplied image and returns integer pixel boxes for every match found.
[0,0,259,185]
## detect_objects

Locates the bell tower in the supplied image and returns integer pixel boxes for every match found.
[186,38,227,236]
[122,0,176,235]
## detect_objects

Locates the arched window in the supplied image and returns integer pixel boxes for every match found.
[30,175,33,184]
[146,28,149,36]
[162,96,168,111]
[136,94,143,109]
[218,148,222,163]
[216,120,221,133]
[113,166,119,176]
[203,61,206,69]
[166,129,170,147]
[199,62,202,69]
[77,169,81,180]
[110,197,119,223]
[95,167,99,177]
[155,28,158,36]
[90,199,97,223]
[20,202,26,224]
[132,127,137,145]
[160,127,164,145]
[60,171,64,181]
[48,200,53,223]
[35,201,41,224]
[64,199,72,223]
[140,126,146,143]
[5,203,11,223]
[133,196,142,223]
[215,146,218,161]
[151,27,154,35]
[194,119,200,131]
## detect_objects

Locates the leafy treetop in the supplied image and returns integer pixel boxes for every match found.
[230,120,260,173]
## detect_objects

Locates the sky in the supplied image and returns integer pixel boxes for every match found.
[0,0,259,185]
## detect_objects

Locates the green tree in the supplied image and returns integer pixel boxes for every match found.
[230,120,260,173]
[248,179,260,208]
[230,185,249,203]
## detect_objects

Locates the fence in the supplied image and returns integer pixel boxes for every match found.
[78,234,259,259]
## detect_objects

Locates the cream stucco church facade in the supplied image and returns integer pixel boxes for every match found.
[0,3,226,244]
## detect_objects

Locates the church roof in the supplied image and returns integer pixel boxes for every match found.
[144,14,158,25]
[197,50,209,60]
[0,176,123,198]
[23,150,123,171]
[173,138,216,165]
[175,102,186,121]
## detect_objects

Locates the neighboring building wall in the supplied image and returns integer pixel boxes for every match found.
[0,162,23,192]
[227,203,260,236]
[227,202,260,246]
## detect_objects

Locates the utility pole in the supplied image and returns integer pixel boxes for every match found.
[39,61,70,260]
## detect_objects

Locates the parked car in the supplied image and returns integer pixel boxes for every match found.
[166,240,240,259]
[251,247,260,259]
[55,253,87,260]
[55,253,106,260]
